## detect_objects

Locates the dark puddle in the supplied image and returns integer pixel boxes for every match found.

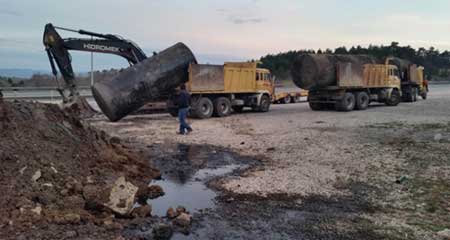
[147,144,254,216]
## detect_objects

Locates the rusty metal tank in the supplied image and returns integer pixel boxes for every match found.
[92,42,196,122]
[291,54,379,90]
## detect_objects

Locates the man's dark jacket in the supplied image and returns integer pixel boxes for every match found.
[178,90,191,109]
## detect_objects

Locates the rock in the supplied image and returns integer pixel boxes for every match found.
[83,185,107,211]
[434,134,443,141]
[19,166,27,175]
[60,189,69,196]
[147,185,165,199]
[176,206,186,215]
[438,229,450,239]
[395,176,407,184]
[110,136,121,144]
[50,166,58,174]
[104,177,138,216]
[225,197,235,203]
[55,213,81,225]
[166,207,178,219]
[152,223,173,240]
[31,170,41,182]
[266,147,276,152]
[131,205,152,218]
[86,176,94,184]
[136,184,165,203]
[42,183,53,188]
[173,213,191,227]
[31,205,42,216]
[63,231,78,238]
[64,195,86,210]
[73,181,84,194]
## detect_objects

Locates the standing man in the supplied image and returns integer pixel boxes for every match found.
[177,84,193,135]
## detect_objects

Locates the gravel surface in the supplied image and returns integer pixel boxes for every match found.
[91,85,450,196]
[90,84,450,239]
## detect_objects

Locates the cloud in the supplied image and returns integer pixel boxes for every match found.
[0,9,22,16]
[229,17,266,24]
[216,7,266,25]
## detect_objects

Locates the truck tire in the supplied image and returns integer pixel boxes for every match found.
[404,87,414,102]
[309,102,324,111]
[282,95,292,104]
[421,91,427,100]
[213,97,232,117]
[386,89,400,106]
[254,95,271,112]
[232,106,244,113]
[335,92,356,112]
[192,97,214,119]
[355,92,369,110]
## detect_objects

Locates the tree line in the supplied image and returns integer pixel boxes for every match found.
[259,42,450,81]
[0,69,121,88]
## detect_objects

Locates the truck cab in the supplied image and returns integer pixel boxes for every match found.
[255,68,275,96]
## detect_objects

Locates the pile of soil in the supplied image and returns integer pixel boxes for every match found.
[0,100,160,239]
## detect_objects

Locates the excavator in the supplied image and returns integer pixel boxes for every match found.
[43,23,148,105]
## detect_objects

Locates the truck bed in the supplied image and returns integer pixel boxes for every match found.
[188,62,259,94]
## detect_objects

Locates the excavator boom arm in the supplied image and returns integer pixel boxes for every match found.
[42,23,148,103]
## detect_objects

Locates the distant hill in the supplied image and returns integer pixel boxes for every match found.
[0,69,50,78]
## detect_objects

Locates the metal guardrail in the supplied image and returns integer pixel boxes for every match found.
[0,87,93,101]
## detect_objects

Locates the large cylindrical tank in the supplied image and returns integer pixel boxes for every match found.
[386,57,411,81]
[291,54,379,90]
[92,42,196,122]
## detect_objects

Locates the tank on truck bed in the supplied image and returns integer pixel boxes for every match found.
[305,61,402,111]
[167,62,274,118]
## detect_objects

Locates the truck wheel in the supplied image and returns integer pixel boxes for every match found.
[404,87,414,102]
[254,95,271,112]
[213,97,232,117]
[421,91,427,100]
[232,106,244,113]
[309,102,323,111]
[282,95,292,104]
[335,92,356,112]
[192,97,213,119]
[386,89,400,106]
[355,92,369,110]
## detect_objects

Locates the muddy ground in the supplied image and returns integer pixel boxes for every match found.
[88,84,450,239]
[0,100,162,239]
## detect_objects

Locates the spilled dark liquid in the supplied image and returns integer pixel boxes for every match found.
[148,144,250,216]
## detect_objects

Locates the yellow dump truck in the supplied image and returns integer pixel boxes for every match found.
[167,62,275,118]
[308,63,402,111]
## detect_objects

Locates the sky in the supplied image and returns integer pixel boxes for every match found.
[0,0,450,72]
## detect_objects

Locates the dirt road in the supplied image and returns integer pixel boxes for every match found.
[91,84,450,239]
